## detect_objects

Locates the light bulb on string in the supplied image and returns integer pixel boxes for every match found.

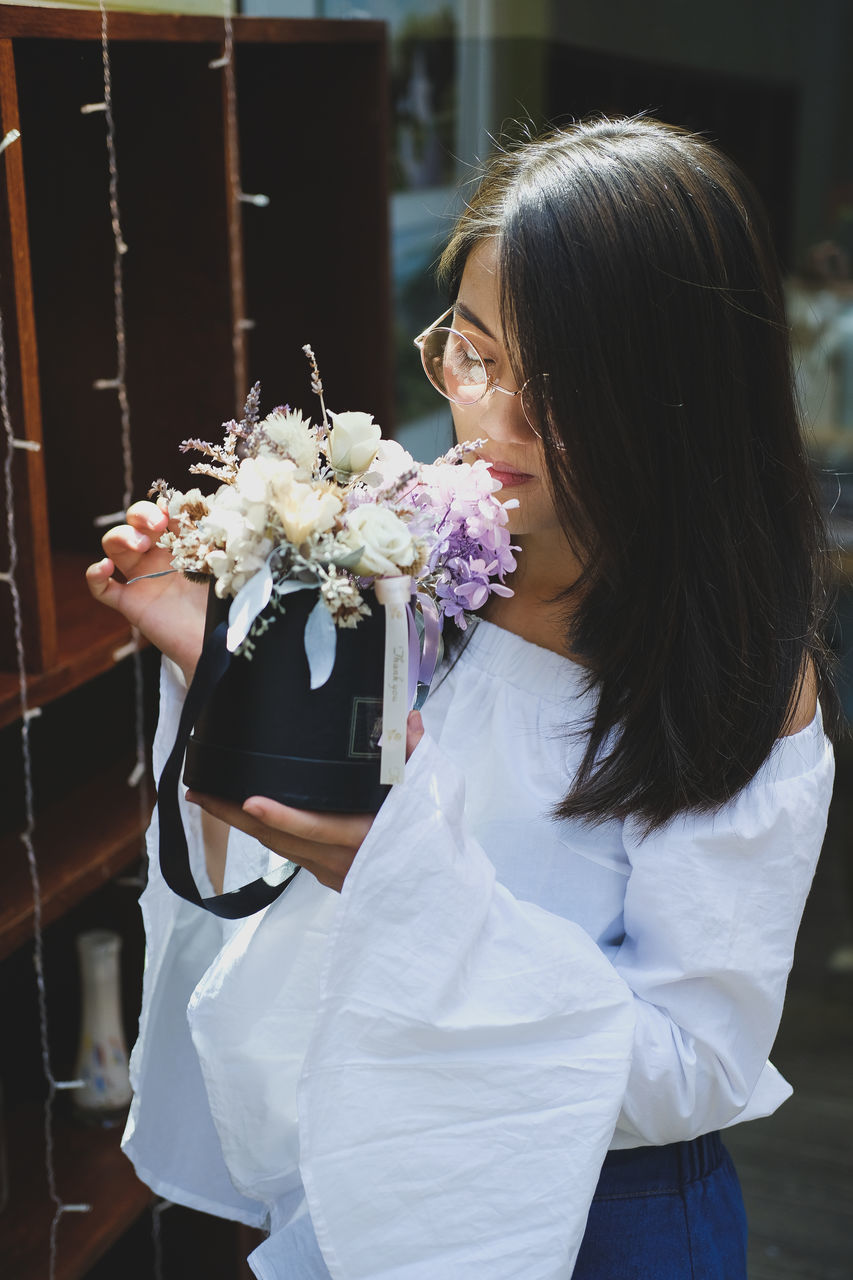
[0,132,93,1280]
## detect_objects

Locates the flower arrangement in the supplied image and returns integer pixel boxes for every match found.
[151,346,517,674]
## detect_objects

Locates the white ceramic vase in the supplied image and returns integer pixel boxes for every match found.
[73,930,133,1126]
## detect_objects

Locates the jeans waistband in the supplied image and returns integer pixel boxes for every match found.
[595,1132,726,1199]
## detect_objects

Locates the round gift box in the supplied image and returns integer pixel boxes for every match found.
[183,581,390,813]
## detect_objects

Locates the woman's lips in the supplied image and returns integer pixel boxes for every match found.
[485,460,534,488]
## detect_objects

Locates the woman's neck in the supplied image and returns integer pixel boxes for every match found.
[483,530,586,661]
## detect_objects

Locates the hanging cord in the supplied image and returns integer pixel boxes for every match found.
[0,132,93,1280]
[210,1,269,407]
[86,0,151,812]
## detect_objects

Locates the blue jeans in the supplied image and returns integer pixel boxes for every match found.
[573,1131,748,1279]
[251,1132,747,1278]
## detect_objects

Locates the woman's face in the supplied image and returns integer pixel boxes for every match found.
[449,241,562,541]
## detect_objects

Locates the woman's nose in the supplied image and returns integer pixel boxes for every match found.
[477,385,532,444]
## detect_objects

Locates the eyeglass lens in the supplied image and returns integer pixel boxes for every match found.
[421,328,487,406]
[420,327,544,434]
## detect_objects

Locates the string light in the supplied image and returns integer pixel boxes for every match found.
[210,2,269,407]
[85,0,150,816]
[93,508,128,528]
[90,4,171,1269]
[0,135,93,1280]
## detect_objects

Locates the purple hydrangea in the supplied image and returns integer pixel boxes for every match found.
[413,459,518,629]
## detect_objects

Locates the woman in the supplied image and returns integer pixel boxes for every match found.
[88,117,838,1278]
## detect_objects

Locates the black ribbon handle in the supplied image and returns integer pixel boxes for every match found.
[157,619,301,918]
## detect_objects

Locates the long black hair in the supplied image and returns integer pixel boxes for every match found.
[439,116,839,832]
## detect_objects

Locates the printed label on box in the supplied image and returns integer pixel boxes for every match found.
[349,697,383,758]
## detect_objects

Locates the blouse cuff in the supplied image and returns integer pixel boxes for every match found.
[295,733,635,1279]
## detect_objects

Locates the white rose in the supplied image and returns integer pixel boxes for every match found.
[342,504,416,577]
[326,410,382,475]
[265,464,341,548]
[366,438,416,486]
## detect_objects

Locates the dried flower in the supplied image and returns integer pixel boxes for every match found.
[155,360,516,642]
[256,407,318,476]
[302,344,328,431]
[318,565,372,628]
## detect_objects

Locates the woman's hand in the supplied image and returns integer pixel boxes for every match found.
[86,500,207,683]
[187,711,426,893]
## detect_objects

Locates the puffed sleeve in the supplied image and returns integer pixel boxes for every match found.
[611,715,834,1147]
[122,656,270,1225]
[284,733,636,1280]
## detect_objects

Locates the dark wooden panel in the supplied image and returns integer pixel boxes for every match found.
[545,43,799,267]
[13,36,234,556]
[0,552,146,731]
[0,1102,151,1280]
[0,8,386,46]
[0,38,56,672]
[237,37,392,430]
[0,751,150,961]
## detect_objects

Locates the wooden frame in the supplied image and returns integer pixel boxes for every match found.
[0,12,390,1276]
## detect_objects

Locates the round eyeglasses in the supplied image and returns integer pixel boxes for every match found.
[414,307,551,440]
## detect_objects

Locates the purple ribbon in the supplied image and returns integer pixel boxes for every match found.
[406,601,419,710]
[416,592,442,688]
[404,592,443,712]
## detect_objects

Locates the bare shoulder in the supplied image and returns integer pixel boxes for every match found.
[781,660,819,737]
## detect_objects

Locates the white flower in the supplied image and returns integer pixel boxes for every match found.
[419,457,501,503]
[203,480,267,540]
[207,532,273,597]
[365,438,416,486]
[326,410,382,475]
[319,565,372,628]
[234,456,272,505]
[342,504,416,577]
[258,408,318,476]
[167,487,209,522]
[257,457,341,548]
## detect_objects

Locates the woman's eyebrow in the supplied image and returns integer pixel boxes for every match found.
[453,300,496,340]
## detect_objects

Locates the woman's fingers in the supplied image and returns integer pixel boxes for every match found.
[186,790,368,892]
[242,795,373,850]
[184,713,426,889]
[406,709,425,760]
[85,556,123,608]
[100,510,175,586]
[187,790,370,856]
[126,499,171,537]
[101,523,151,574]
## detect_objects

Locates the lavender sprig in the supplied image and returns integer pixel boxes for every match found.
[433,437,487,466]
[302,344,329,436]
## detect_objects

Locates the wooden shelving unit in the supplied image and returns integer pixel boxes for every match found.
[0,752,150,963]
[0,554,138,730]
[4,1104,152,1280]
[0,8,390,1277]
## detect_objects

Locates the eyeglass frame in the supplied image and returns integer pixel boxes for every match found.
[413,306,551,439]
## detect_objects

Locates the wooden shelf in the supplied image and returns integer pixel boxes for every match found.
[2,1102,152,1280]
[0,552,137,731]
[0,11,391,1277]
[0,752,151,963]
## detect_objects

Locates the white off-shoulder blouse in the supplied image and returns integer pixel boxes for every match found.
[122,620,834,1279]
